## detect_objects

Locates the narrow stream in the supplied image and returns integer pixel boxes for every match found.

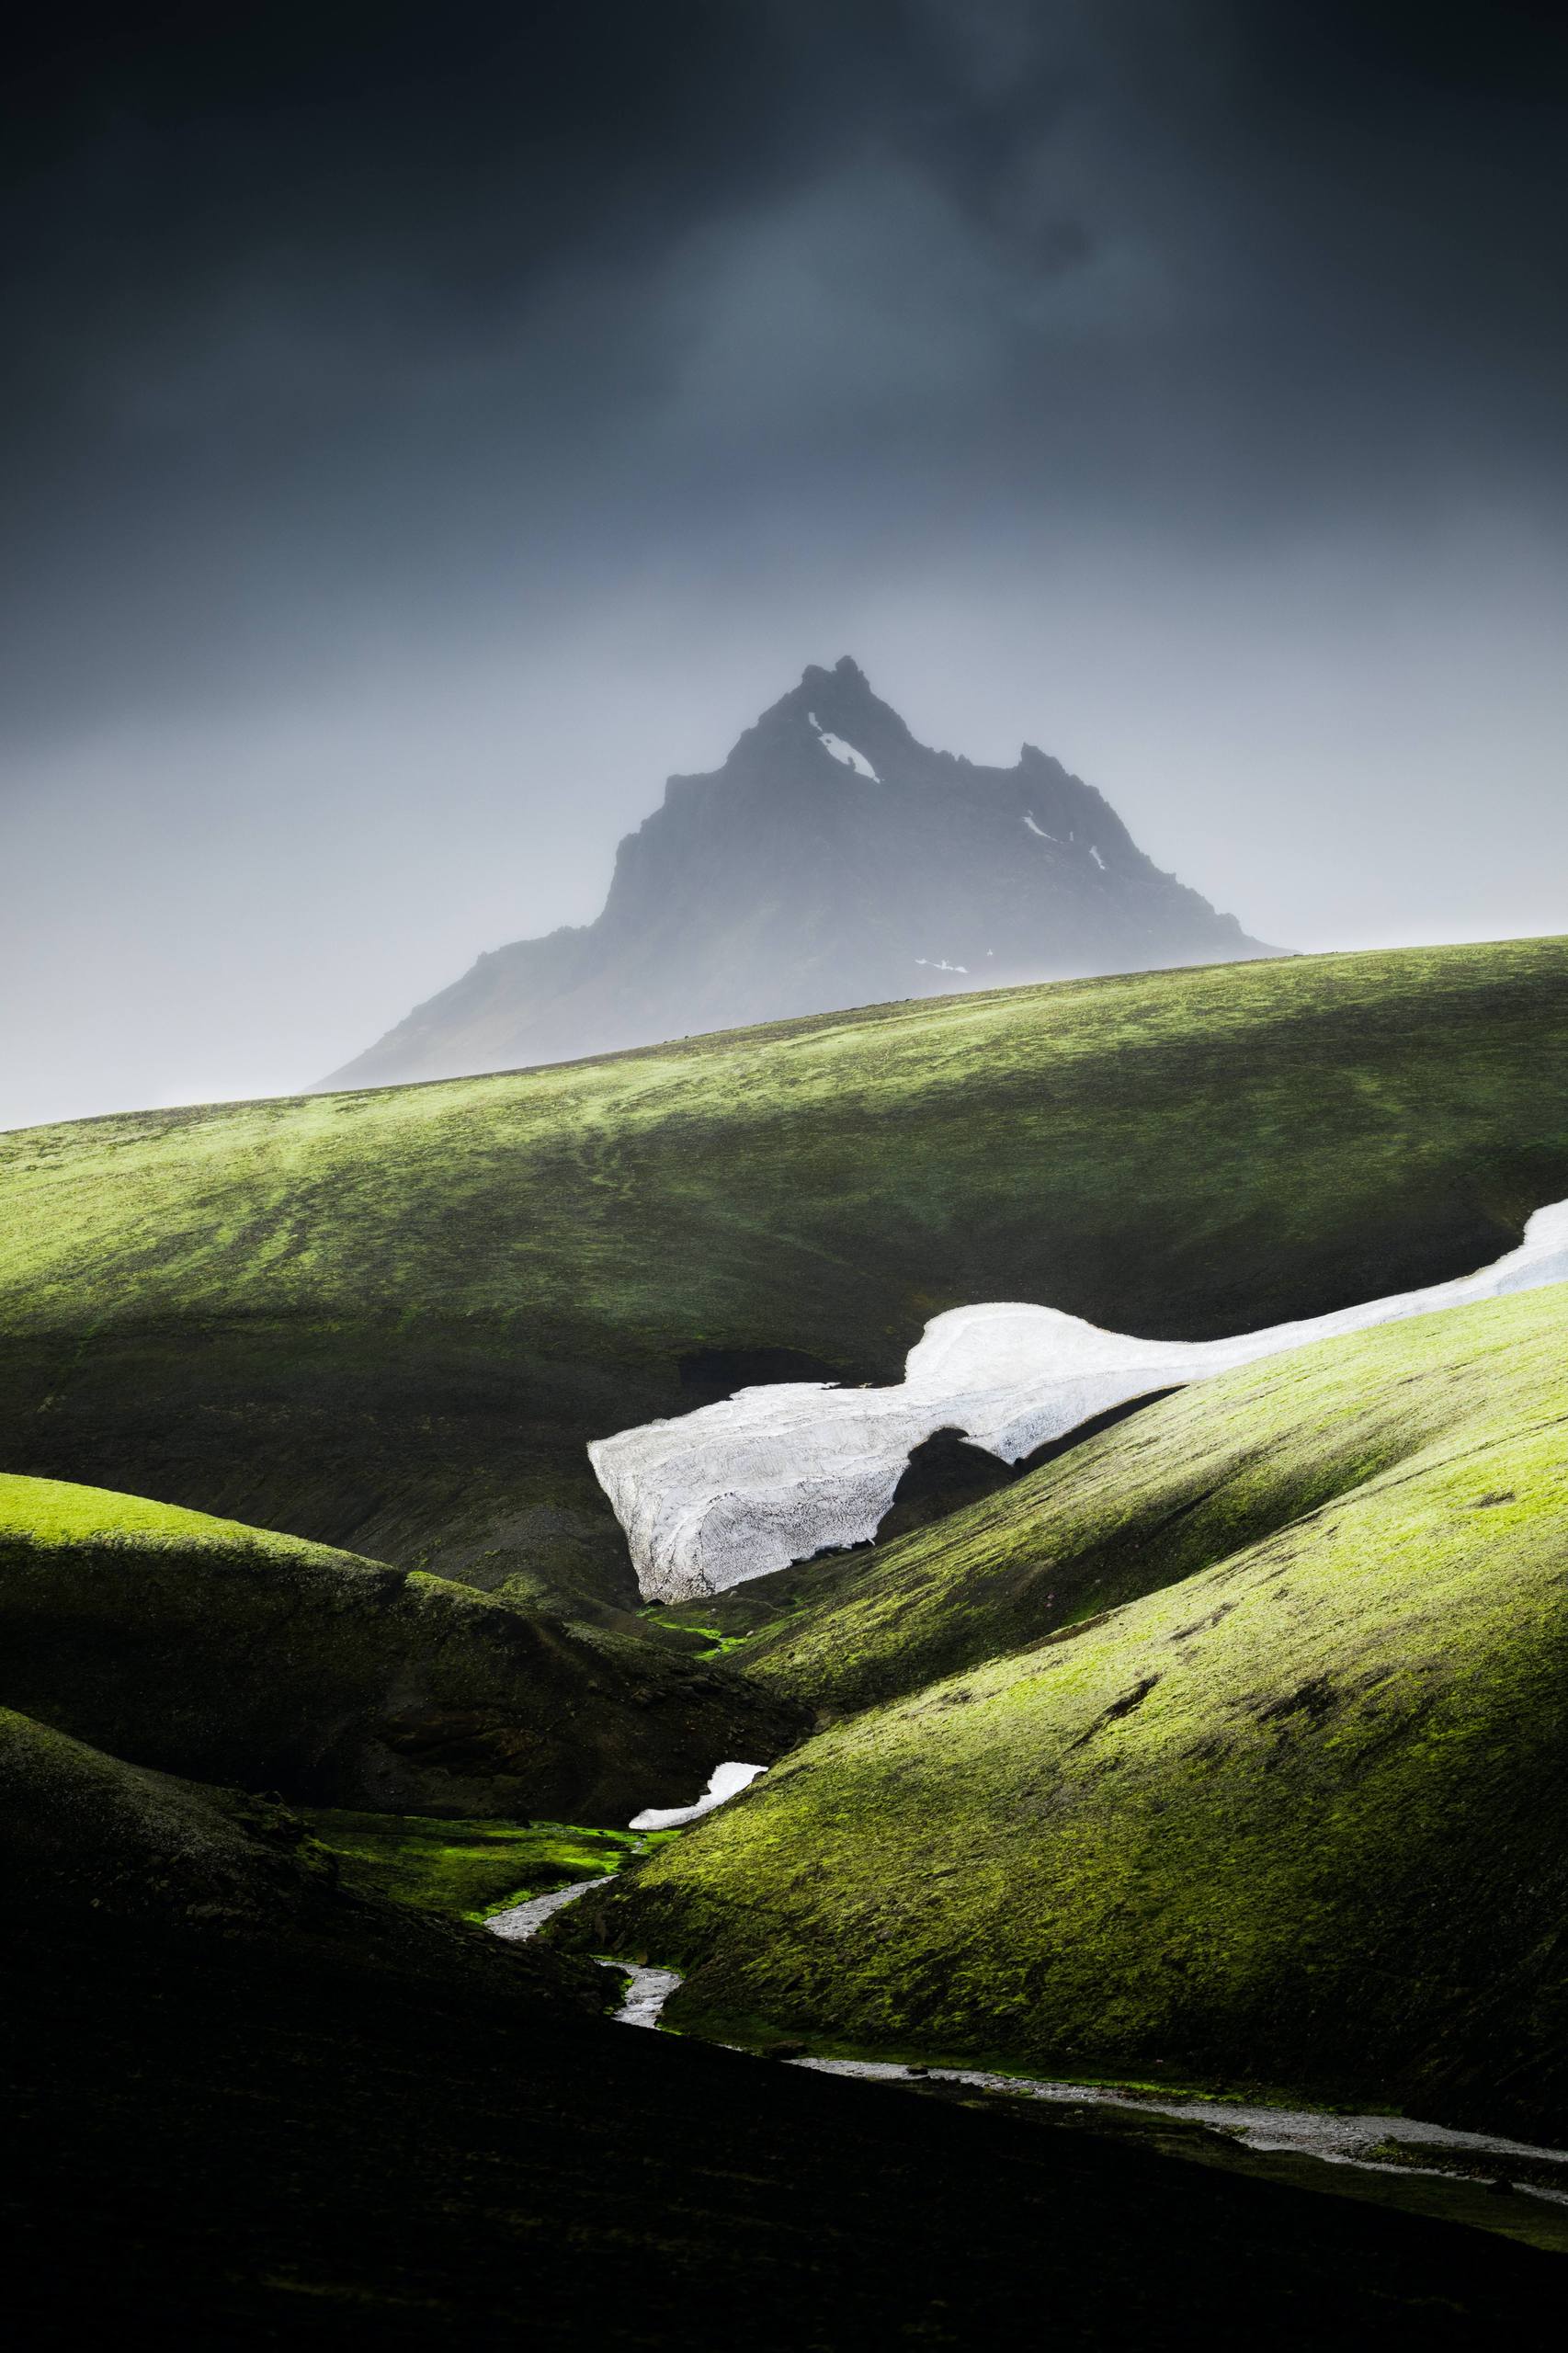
[487,1878,606,1941]
[486,1764,765,2018]
[790,2054,1568,2207]
[613,1965,684,2027]
[483,1767,1568,2217]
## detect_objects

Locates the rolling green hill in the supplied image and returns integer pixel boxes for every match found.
[0,1475,800,1821]
[709,1278,1568,1713]
[10,930,1568,2335]
[570,1282,1568,2139]
[3,938,1567,1615]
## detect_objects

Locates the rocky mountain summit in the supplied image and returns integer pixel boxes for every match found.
[324,657,1271,1089]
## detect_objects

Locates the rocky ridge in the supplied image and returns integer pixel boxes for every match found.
[324,656,1270,1088]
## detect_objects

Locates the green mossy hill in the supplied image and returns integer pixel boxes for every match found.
[727,1280,1568,1713]
[0,1475,801,1823]
[0,1705,592,2010]
[3,938,1566,1612]
[571,1287,1568,2140]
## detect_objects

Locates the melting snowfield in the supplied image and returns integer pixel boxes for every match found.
[591,1199,1568,1603]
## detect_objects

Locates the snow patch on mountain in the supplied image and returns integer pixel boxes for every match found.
[808,710,880,779]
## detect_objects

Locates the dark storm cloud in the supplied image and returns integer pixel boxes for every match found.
[5,1,1567,738]
[5,4,1568,1133]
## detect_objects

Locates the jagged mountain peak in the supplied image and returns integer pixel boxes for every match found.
[733,656,924,783]
[322,661,1272,1092]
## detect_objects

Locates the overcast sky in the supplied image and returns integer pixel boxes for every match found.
[5,1,1567,1129]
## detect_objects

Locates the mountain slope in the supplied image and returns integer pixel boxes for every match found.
[0,1474,800,1821]
[573,1282,1568,2138]
[328,656,1269,1088]
[3,939,1566,1611]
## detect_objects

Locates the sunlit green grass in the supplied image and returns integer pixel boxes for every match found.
[300,1808,642,1919]
[574,1281,1568,2140]
[2,938,1566,1611]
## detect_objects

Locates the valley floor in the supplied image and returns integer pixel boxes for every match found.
[8,1907,1562,2349]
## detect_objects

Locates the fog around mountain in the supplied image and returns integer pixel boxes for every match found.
[4,5,1566,1128]
[327,656,1268,1089]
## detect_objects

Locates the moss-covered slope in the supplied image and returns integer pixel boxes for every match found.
[0,1475,801,1821]
[722,1279,1568,1713]
[3,938,1566,1610]
[574,1287,1568,2136]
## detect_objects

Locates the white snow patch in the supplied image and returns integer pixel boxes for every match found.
[807,710,879,779]
[1089,844,1107,869]
[589,1199,1568,1604]
[820,731,879,779]
[1023,813,1058,840]
[915,956,969,974]
[629,1760,767,1831]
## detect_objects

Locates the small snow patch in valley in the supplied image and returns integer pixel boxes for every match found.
[630,1759,767,1831]
[1023,813,1058,840]
[1089,844,1107,870]
[915,956,969,975]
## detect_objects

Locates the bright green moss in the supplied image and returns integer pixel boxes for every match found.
[579,1282,1568,2142]
[0,1471,353,1562]
[300,1808,641,1918]
[2,939,1566,1610]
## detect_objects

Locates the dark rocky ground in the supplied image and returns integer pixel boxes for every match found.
[6,1904,1562,2350]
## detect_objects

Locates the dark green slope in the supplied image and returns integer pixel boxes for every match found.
[0,1703,591,2010]
[574,1285,1568,2138]
[3,938,1567,1612]
[0,1475,800,1822]
[3,1711,1556,2348]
